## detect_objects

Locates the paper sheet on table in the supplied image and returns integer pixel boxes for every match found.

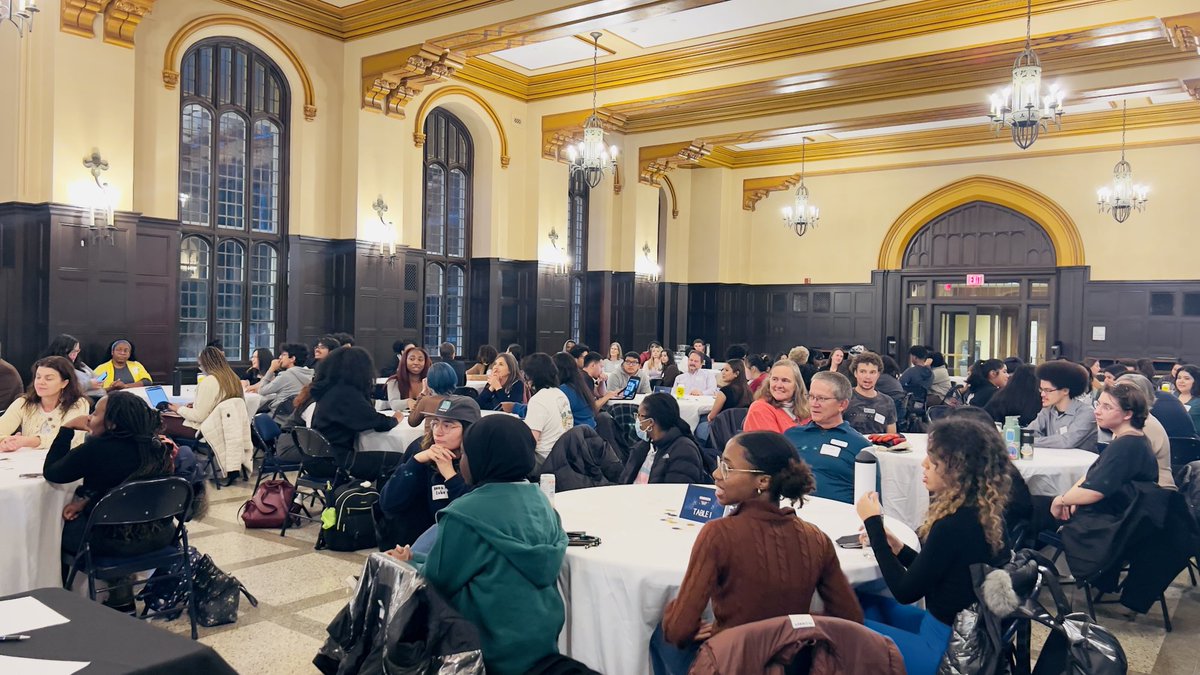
[0,655,89,674]
[0,597,70,635]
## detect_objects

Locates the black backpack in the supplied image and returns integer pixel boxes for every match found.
[317,481,380,552]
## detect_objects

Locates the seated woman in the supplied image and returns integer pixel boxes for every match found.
[505,353,571,470]
[601,342,624,376]
[745,354,769,394]
[822,348,850,377]
[387,346,429,413]
[696,358,753,444]
[93,339,152,390]
[658,350,681,389]
[984,364,1041,427]
[0,356,89,452]
[1175,365,1200,435]
[465,344,499,382]
[167,346,244,450]
[654,431,863,674]
[42,333,104,397]
[620,393,708,485]
[477,352,525,411]
[310,347,399,480]
[379,396,480,548]
[389,414,567,674]
[743,360,810,434]
[965,358,1007,408]
[553,351,597,428]
[242,347,275,386]
[949,406,1033,544]
[856,417,1012,675]
[45,392,175,607]
[406,362,458,427]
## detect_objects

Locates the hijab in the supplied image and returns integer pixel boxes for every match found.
[463,414,536,485]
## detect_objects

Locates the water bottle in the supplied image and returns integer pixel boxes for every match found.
[539,474,556,506]
[1003,416,1020,460]
[171,368,182,397]
[1020,429,1034,460]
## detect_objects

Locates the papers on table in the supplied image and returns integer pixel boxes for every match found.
[0,597,70,636]
[0,655,89,675]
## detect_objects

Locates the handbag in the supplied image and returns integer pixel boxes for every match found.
[136,547,258,627]
[238,478,296,529]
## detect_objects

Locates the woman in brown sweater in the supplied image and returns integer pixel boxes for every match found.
[652,431,863,675]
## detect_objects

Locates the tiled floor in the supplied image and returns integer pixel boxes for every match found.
[153,481,1199,674]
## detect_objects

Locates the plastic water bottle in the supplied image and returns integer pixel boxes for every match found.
[539,474,556,506]
[1003,416,1020,460]
[1020,429,1034,460]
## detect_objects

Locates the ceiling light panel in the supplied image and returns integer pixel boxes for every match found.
[492,36,602,70]
[608,0,877,49]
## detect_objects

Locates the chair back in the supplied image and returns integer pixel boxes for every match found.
[927,405,953,421]
[290,426,336,461]
[254,413,282,444]
[1170,437,1200,471]
[81,476,192,552]
[452,386,479,400]
[709,407,748,453]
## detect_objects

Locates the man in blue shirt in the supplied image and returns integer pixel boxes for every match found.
[785,371,873,503]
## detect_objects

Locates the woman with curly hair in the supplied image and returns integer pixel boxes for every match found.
[855,417,1012,675]
[653,431,863,674]
[743,359,810,434]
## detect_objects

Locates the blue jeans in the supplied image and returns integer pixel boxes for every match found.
[859,592,952,675]
[412,524,439,556]
[649,623,698,675]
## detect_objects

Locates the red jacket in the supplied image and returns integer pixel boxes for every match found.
[690,615,905,675]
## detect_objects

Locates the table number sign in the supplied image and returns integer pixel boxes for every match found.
[678,484,730,524]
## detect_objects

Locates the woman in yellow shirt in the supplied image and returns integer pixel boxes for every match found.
[93,339,153,390]
[0,356,89,451]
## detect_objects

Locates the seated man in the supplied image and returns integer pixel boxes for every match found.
[1029,360,1097,452]
[606,352,651,399]
[251,343,314,416]
[845,351,897,435]
[785,371,873,504]
[898,345,932,404]
[438,341,467,387]
[583,352,617,410]
[690,338,713,370]
[674,351,718,396]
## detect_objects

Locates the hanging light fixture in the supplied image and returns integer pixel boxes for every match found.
[1097,100,1148,223]
[986,0,1064,149]
[568,32,618,189]
[2,0,39,36]
[781,137,819,237]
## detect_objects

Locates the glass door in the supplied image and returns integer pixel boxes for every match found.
[936,307,974,376]
[935,305,1020,376]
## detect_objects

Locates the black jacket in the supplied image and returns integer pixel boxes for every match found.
[378,438,470,549]
[539,426,624,492]
[312,383,397,466]
[620,427,711,485]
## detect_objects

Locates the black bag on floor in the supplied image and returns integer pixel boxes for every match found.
[137,546,258,626]
[318,481,380,552]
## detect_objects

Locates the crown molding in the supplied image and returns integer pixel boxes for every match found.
[61,0,158,47]
[209,0,498,40]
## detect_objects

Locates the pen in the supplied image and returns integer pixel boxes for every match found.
[0,634,30,641]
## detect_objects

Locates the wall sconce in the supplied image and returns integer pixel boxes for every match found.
[547,227,570,275]
[638,242,661,281]
[68,150,118,246]
[2,0,39,37]
[371,196,399,264]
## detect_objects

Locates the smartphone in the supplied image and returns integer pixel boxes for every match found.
[96,371,108,383]
[619,376,641,400]
[19,473,43,479]
[835,534,863,549]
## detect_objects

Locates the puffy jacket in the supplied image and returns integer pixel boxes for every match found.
[198,397,253,476]
[619,426,711,485]
[691,615,905,675]
[538,425,623,492]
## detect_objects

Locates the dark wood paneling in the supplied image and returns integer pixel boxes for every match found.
[468,258,536,357]
[1083,279,1200,362]
[0,203,50,380]
[353,245,423,370]
[536,264,570,353]
[903,201,1055,269]
[286,236,353,350]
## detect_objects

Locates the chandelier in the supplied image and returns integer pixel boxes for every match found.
[986,0,1064,149]
[567,32,618,189]
[2,0,38,35]
[781,137,819,237]
[1097,100,1148,223]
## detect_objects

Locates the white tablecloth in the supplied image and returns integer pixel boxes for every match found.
[356,410,511,455]
[126,385,263,419]
[0,450,77,596]
[877,433,1097,529]
[554,483,919,675]
[607,394,714,431]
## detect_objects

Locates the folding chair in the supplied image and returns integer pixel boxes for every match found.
[452,386,479,400]
[281,427,338,538]
[252,414,301,491]
[62,477,198,639]
[1169,436,1200,474]
[926,405,954,422]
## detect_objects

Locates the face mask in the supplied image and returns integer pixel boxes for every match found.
[635,421,650,442]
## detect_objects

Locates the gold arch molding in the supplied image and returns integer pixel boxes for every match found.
[660,175,679,220]
[878,175,1085,270]
[162,15,318,121]
[412,87,510,169]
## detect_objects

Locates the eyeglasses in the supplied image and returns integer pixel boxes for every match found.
[806,394,837,403]
[1038,387,1063,395]
[717,457,766,481]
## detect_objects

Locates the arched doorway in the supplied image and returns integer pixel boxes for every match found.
[899,201,1059,375]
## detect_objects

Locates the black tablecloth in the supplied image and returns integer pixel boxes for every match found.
[0,588,236,674]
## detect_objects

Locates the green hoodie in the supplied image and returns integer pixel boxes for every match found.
[423,481,568,675]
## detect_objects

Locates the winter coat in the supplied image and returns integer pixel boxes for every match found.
[538,425,623,492]
[198,397,253,476]
[690,615,905,675]
[619,426,711,485]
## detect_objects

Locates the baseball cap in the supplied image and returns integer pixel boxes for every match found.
[429,395,482,426]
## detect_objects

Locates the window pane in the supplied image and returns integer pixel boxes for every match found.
[233,49,247,108]
[425,165,445,255]
[181,52,197,96]
[570,195,585,273]
[217,113,247,230]
[1029,306,1049,365]
[424,264,444,351]
[1030,281,1049,299]
[268,75,282,116]
[933,282,1020,299]
[253,62,266,112]
[250,243,277,352]
[251,120,281,233]
[179,104,212,226]
[217,240,246,360]
[907,281,927,298]
[197,47,212,99]
[570,277,582,341]
[178,237,211,361]
[447,168,467,258]
[446,265,465,352]
[217,46,232,106]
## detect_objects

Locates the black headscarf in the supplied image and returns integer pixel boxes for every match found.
[463,414,536,485]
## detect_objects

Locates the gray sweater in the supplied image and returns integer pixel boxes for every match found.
[1026,397,1097,452]
[259,366,314,409]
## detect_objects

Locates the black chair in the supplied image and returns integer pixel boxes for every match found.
[452,386,479,400]
[594,411,628,463]
[252,414,301,491]
[709,407,748,455]
[281,427,338,538]
[1169,436,1200,473]
[192,438,224,490]
[62,477,197,639]
[926,405,954,422]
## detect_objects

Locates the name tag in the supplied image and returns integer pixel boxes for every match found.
[1058,426,1068,435]
[874,413,886,425]
[679,484,730,524]
[830,438,848,448]
[819,443,841,457]
[789,614,816,630]
[431,484,449,500]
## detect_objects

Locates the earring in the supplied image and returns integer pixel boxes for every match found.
[756,488,763,495]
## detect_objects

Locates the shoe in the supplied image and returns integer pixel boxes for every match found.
[223,473,238,487]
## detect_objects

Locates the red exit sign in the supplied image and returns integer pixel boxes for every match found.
[966,274,986,286]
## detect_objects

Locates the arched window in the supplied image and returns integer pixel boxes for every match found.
[177,38,288,363]
[568,172,589,341]
[422,109,472,352]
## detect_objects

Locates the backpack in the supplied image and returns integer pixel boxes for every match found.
[317,481,380,552]
[238,478,296,529]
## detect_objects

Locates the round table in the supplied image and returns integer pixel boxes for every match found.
[355,410,512,455]
[0,449,77,596]
[607,394,713,431]
[553,483,919,675]
[877,433,1097,529]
